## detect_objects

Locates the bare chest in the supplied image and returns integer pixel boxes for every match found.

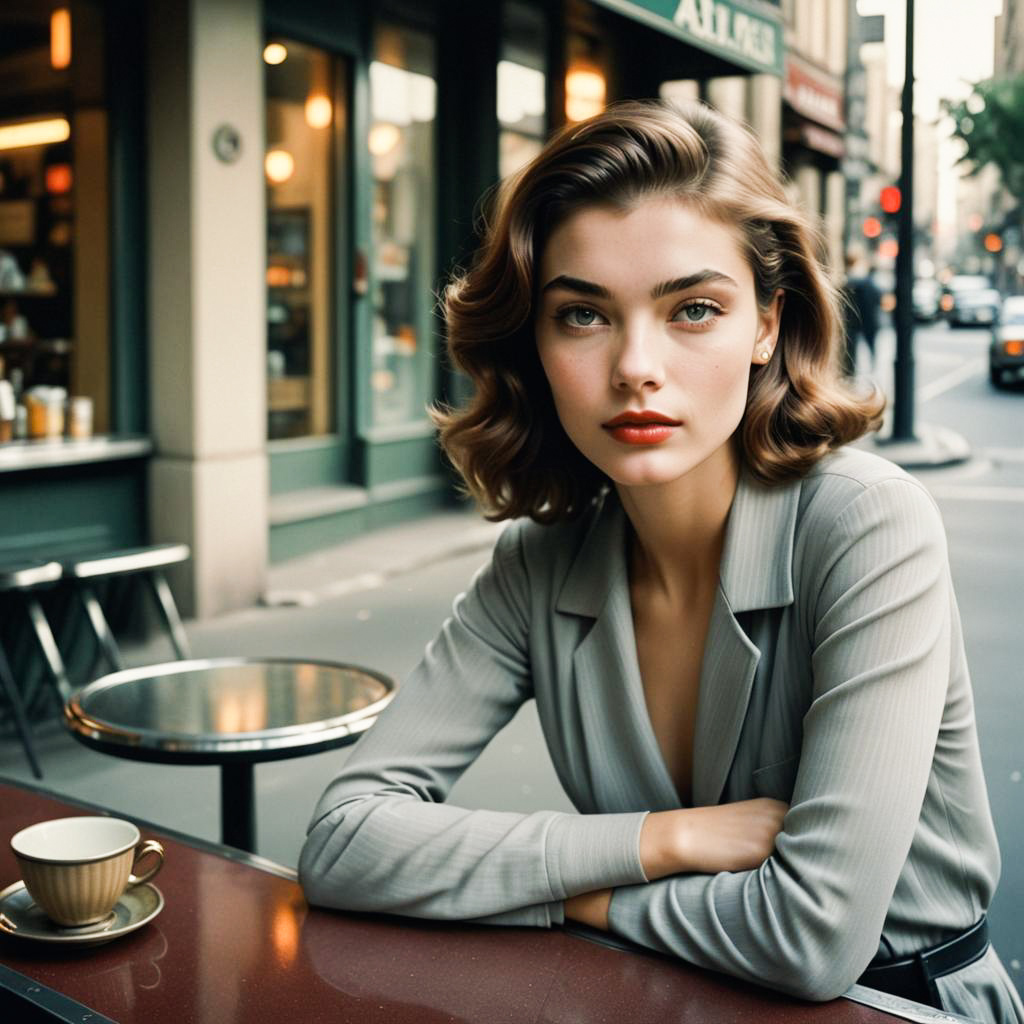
[631,591,715,806]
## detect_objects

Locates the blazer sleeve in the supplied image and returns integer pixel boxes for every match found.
[607,478,954,1001]
[299,521,649,927]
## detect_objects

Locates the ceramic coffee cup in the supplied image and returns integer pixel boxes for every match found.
[10,816,164,928]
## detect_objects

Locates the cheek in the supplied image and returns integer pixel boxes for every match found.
[538,349,597,407]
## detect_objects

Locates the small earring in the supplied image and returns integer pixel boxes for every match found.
[759,348,772,362]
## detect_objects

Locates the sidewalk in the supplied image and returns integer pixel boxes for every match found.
[262,504,505,609]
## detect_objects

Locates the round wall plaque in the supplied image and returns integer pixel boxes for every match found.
[212,124,242,164]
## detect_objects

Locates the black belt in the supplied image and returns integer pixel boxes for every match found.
[858,916,990,1009]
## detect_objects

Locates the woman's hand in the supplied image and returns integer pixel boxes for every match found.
[565,800,786,931]
[639,799,788,879]
[564,888,612,930]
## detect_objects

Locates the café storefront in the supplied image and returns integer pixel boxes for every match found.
[0,0,783,620]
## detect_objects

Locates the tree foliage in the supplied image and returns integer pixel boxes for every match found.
[943,75,1024,206]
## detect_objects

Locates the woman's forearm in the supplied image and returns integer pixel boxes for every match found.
[639,799,788,879]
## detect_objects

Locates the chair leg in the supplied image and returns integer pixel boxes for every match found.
[25,597,73,702]
[0,641,43,779]
[148,570,191,660]
[77,581,125,674]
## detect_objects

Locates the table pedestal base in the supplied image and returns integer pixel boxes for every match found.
[220,763,255,851]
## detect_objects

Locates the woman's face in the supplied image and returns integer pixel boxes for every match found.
[535,197,781,494]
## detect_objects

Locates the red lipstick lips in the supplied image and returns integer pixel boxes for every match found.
[602,410,681,445]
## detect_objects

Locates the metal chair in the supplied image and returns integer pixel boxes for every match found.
[63,543,192,675]
[0,559,71,778]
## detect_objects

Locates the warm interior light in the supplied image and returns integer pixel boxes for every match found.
[266,265,292,287]
[565,66,606,122]
[51,9,71,70]
[368,122,401,156]
[45,164,73,194]
[304,93,333,129]
[0,118,71,152]
[264,149,295,183]
[263,43,288,65]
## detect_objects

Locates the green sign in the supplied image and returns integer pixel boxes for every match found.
[591,0,783,77]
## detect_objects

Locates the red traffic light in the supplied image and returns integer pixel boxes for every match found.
[880,186,901,214]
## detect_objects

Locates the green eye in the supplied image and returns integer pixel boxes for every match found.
[674,301,720,325]
[556,305,605,329]
[566,307,598,327]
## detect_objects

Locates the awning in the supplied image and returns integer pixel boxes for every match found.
[588,0,784,77]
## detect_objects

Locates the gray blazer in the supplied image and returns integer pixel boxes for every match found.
[300,447,1022,1021]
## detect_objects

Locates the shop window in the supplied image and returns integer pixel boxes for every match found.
[0,3,109,442]
[369,23,437,429]
[264,39,340,441]
[498,1,547,179]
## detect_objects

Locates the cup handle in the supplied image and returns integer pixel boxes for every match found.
[128,839,165,887]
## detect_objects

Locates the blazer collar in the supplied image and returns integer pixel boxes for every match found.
[556,466,801,619]
[719,464,799,613]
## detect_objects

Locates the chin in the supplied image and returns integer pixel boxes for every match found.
[599,452,705,489]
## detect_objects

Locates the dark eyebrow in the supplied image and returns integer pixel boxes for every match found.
[540,275,612,299]
[651,270,739,298]
[541,270,738,301]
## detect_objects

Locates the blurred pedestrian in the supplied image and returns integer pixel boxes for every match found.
[300,101,1021,1023]
[842,251,882,375]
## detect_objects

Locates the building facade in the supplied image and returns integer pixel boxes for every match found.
[2,0,801,619]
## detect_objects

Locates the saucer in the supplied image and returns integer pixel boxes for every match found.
[0,881,164,947]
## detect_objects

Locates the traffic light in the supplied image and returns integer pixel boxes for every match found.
[880,186,901,215]
[983,232,1003,254]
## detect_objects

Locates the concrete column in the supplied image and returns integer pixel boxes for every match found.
[824,169,846,277]
[147,0,267,618]
[706,76,747,122]
[794,163,820,220]
[747,73,782,171]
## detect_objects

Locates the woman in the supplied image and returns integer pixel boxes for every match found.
[299,101,1021,1021]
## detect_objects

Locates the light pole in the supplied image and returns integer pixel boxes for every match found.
[889,0,916,442]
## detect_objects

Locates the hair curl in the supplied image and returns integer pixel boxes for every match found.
[435,100,884,522]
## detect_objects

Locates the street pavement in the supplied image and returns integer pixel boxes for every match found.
[0,317,1020,994]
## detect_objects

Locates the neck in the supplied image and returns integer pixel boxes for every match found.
[617,444,740,602]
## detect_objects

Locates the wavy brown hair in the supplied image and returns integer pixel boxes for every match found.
[435,100,884,522]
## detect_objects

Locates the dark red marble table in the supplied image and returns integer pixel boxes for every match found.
[0,779,913,1024]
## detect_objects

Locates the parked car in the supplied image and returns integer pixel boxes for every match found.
[942,275,1001,327]
[989,295,1024,387]
[912,278,941,321]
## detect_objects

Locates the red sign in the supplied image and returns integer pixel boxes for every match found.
[784,54,845,133]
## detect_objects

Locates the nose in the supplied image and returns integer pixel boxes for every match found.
[611,322,665,392]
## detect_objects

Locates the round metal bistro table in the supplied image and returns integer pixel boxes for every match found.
[64,657,394,853]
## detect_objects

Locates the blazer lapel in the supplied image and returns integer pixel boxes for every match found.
[690,588,761,807]
[558,495,680,812]
[692,466,801,807]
